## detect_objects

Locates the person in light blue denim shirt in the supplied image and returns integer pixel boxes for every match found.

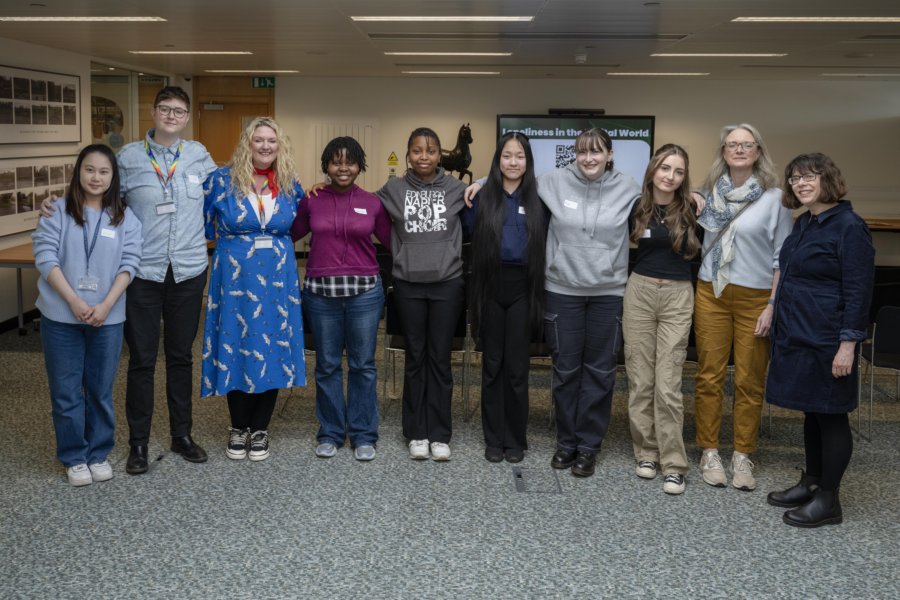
[32,145,142,487]
[41,87,218,474]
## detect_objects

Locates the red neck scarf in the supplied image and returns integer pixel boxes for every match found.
[253,166,278,196]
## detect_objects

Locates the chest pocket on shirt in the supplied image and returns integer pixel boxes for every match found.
[183,171,204,200]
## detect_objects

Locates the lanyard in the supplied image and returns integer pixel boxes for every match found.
[83,212,102,277]
[252,175,270,232]
[145,139,182,198]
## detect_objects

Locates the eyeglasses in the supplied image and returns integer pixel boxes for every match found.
[154,105,188,118]
[724,142,758,152]
[788,172,820,186]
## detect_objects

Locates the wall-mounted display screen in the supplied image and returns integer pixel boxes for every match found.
[497,114,655,185]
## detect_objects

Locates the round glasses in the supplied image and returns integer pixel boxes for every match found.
[154,105,189,118]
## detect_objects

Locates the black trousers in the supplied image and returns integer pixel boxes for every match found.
[124,266,207,446]
[804,411,853,492]
[481,267,530,450]
[227,389,279,432]
[544,291,623,453]
[394,276,466,444]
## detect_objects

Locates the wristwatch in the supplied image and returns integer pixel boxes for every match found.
[767,299,775,306]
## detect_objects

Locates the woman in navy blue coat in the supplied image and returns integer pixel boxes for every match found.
[765,153,875,528]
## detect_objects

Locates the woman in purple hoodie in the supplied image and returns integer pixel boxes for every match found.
[291,137,392,461]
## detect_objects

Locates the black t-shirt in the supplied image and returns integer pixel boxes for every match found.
[628,202,703,281]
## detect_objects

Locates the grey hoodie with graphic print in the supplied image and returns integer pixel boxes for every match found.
[477,162,641,297]
[376,167,468,283]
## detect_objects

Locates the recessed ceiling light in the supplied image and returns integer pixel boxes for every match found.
[821,73,900,76]
[402,71,500,74]
[130,51,252,55]
[734,17,900,23]
[138,73,144,75]
[205,70,299,73]
[352,16,532,22]
[109,67,114,70]
[652,53,787,57]
[385,52,512,56]
[0,16,166,21]
[609,72,709,76]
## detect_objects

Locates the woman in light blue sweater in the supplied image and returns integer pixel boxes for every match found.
[32,144,142,487]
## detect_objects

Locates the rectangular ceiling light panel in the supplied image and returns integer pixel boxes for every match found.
[385,52,512,56]
[653,53,787,57]
[205,70,299,73]
[370,32,685,41]
[353,16,532,22]
[734,17,900,23]
[0,16,166,21]
[402,71,500,74]
[131,51,252,55]
[609,72,709,76]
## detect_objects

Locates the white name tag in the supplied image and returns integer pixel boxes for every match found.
[564,200,578,209]
[101,228,116,239]
[188,174,200,184]
[642,229,651,239]
[255,236,273,249]
[354,208,367,215]
[518,206,526,215]
[77,276,99,291]
[156,201,176,215]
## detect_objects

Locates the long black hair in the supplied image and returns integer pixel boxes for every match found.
[469,132,546,340]
[65,144,125,227]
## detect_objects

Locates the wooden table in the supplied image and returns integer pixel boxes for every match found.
[0,243,35,336]
[863,218,900,232]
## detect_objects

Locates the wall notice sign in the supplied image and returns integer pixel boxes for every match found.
[252,77,275,89]
[387,152,398,166]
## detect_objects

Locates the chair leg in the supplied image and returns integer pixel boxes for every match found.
[381,339,388,416]
[869,359,874,441]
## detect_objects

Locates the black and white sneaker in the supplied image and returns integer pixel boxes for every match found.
[226,427,250,460]
[664,473,686,495]
[248,430,270,462]
[636,460,658,479]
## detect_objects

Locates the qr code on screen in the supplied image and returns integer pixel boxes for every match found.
[556,145,576,168]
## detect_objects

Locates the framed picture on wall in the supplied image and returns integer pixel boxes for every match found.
[0,64,81,145]
[0,154,77,236]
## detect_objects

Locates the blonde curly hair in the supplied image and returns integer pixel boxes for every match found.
[228,117,298,199]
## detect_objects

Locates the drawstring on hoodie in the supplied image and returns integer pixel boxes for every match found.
[580,171,608,239]
[332,187,355,264]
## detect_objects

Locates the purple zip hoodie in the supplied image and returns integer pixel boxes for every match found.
[290,184,392,277]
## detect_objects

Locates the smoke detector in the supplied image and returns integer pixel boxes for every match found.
[575,54,587,64]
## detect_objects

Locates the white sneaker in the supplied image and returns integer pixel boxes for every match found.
[430,442,451,462]
[409,439,430,460]
[730,451,756,491]
[700,450,728,488]
[636,460,657,479]
[67,464,92,487]
[88,461,114,482]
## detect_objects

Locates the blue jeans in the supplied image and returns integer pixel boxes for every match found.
[41,316,124,468]
[302,284,383,447]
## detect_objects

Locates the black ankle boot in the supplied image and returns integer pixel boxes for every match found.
[783,488,843,528]
[767,470,821,508]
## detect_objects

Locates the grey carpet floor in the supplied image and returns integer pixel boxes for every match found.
[2,296,900,598]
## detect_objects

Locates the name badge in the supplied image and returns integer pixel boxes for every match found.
[354,208,367,215]
[189,174,200,184]
[518,206,526,215]
[642,229,651,239]
[77,276,99,291]
[564,200,578,209]
[255,235,273,249]
[156,201,176,215]
[101,229,116,239]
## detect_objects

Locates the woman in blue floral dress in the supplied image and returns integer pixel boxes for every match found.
[202,117,306,462]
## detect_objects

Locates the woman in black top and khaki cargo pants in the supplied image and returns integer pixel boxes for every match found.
[623,144,703,495]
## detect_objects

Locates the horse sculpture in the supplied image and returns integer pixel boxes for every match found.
[441,123,474,184]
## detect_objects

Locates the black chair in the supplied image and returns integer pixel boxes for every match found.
[857,306,900,441]
[279,305,317,417]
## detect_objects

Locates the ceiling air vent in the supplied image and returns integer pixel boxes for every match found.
[843,35,900,43]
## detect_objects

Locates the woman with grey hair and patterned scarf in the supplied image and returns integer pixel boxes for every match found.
[691,124,793,492]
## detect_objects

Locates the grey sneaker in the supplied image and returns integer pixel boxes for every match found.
[354,445,376,461]
[409,439,430,460]
[636,460,657,479]
[730,452,756,491]
[316,442,337,458]
[88,461,113,482]
[67,464,92,487]
[700,450,728,488]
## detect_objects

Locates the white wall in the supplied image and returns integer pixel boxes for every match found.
[0,37,183,324]
[276,76,900,265]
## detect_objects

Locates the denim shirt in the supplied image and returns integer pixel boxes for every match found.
[116,129,218,283]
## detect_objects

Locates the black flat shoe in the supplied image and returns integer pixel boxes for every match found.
[767,469,821,508]
[571,452,597,477]
[504,448,524,463]
[783,488,843,528]
[484,446,503,463]
[126,445,149,474]
[171,435,209,463]
[551,449,577,469]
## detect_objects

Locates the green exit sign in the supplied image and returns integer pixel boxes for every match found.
[252,77,275,88]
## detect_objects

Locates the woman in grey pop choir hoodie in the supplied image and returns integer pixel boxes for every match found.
[467,128,642,476]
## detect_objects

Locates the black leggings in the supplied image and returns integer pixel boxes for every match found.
[226,389,279,432]
[804,412,853,492]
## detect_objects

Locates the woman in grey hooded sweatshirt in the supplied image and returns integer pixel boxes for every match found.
[467,128,642,477]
